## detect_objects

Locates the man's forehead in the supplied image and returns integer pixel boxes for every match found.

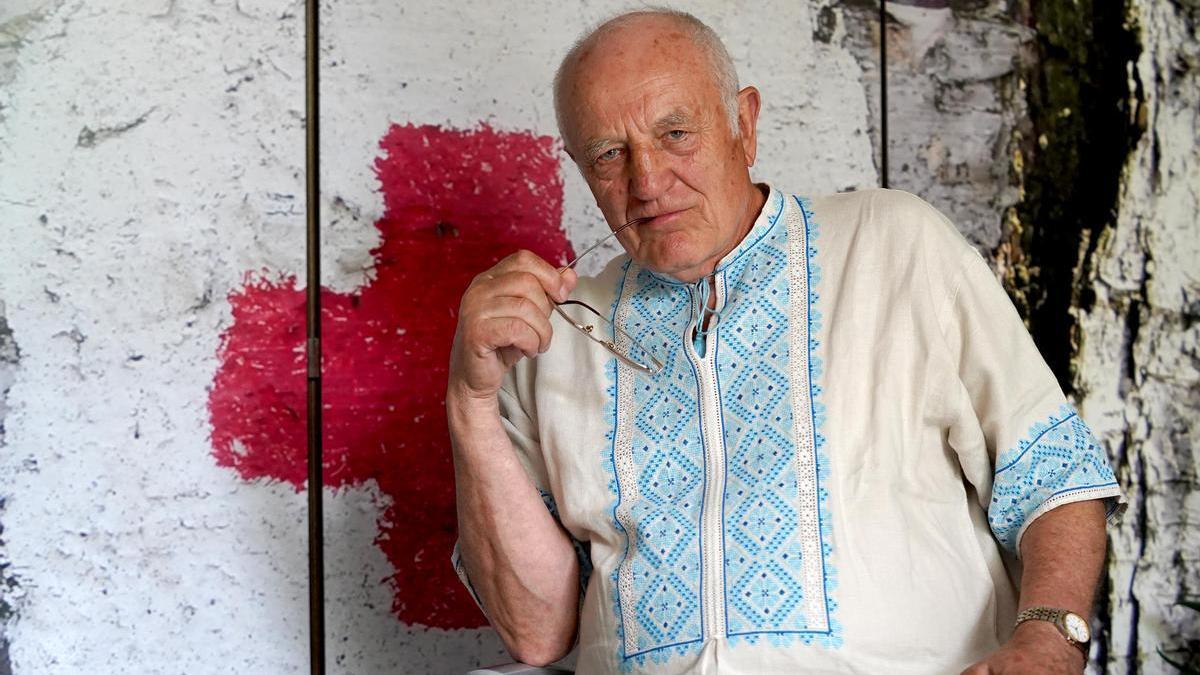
[575,34,702,80]
[570,56,713,120]
[558,15,721,148]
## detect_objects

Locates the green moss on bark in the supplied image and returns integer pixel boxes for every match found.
[1002,0,1145,392]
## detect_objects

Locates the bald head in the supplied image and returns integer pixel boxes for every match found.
[553,10,740,150]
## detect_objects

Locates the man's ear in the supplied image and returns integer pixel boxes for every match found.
[736,86,761,167]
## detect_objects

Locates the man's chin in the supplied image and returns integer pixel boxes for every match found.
[630,234,715,281]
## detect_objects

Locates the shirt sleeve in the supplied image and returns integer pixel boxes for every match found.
[450,383,593,616]
[942,244,1125,557]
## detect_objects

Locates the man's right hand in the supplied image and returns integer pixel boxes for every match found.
[448,250,579,403]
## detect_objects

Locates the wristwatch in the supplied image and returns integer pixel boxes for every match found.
[1014,606,1091,655]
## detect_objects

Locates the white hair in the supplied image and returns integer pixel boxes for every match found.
[552,8,742,141]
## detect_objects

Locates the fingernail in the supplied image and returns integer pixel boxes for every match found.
[558,282,569,301]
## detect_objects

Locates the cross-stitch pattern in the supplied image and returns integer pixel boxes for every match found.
[989,404,1119,552]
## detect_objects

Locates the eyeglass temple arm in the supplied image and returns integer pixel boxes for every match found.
[560,217,647,272]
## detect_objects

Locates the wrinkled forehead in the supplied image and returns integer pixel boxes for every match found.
[559,23,720,141]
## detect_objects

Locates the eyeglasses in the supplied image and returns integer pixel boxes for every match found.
[552,218,665,375]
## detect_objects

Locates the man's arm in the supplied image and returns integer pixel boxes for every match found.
[450,392,581,665]
[448,251,582,665]
[962,499,1107,674]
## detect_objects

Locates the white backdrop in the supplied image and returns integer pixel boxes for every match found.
[0,1,874,672]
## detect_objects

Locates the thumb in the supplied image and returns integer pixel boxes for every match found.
[558,267,579,298]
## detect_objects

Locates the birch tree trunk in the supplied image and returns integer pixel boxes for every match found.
[1077,1,1200,671]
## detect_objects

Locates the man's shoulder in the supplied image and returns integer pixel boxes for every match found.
[794,187,974,258]
[802,187,949,228]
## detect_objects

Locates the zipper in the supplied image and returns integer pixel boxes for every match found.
[686,276,728,641]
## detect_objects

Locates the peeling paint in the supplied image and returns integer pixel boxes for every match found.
[0,302,19,448]
[0,303,17,675]
[0,497,14,675]
[76,108,157,149]
[1071,0,1200,671]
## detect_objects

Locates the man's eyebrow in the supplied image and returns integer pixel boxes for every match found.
[655,111,693,129]
[579,111,696,160]
[581,137,617,161]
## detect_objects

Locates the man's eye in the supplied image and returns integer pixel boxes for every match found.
[596,147,622,163]
[666,130,688,141]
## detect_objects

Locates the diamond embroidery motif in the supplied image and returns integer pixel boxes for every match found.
[989,406,1119,551]
[634,385,696,446]
[605,193,839,665]
[631,506,694,568]
[635,572,700,647]
[636,449,702,509]
[609,268,707,660]
[729,490,798,555]
[719,217,819,638]
[730,560,805,627]
[726,361,789,432]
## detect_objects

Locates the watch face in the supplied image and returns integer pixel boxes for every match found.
[1063,613,1091,642]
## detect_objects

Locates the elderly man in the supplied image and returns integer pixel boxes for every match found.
[448,9,1122,674]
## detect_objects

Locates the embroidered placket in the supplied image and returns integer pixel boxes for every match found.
[685,274,731,642]
[605,193,841,666]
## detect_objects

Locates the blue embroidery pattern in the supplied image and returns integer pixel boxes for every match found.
[989,404,1119,552]
[721,197,840,648]
[797,197,841,647]
[616,269,706,661]
[719,225,809,636]
[603,194,840,668]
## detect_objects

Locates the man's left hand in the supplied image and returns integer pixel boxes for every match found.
[960,621,1086,674]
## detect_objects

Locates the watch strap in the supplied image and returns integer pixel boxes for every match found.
[1015,606,1089,656]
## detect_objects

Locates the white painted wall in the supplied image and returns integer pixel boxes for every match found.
[0,2,874,673]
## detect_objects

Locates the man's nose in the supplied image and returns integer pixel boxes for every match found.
[629,148,670,202]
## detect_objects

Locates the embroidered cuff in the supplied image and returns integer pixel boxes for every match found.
[988,404,1123,554]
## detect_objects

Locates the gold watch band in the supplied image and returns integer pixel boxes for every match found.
[1015,606,1089,656]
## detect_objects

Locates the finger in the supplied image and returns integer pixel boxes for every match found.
[490,250,571,302]
[475,296,554,353]
[496,345,526,370]
[490,316,543,361]
[466,317,540,363]
[469,270,556,317]
[558,267,579,298]
[464,301,551,359]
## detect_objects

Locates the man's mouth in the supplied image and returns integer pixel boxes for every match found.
[633,208,688,227]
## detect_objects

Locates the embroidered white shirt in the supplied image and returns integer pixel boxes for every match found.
[455,187,1123,674]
